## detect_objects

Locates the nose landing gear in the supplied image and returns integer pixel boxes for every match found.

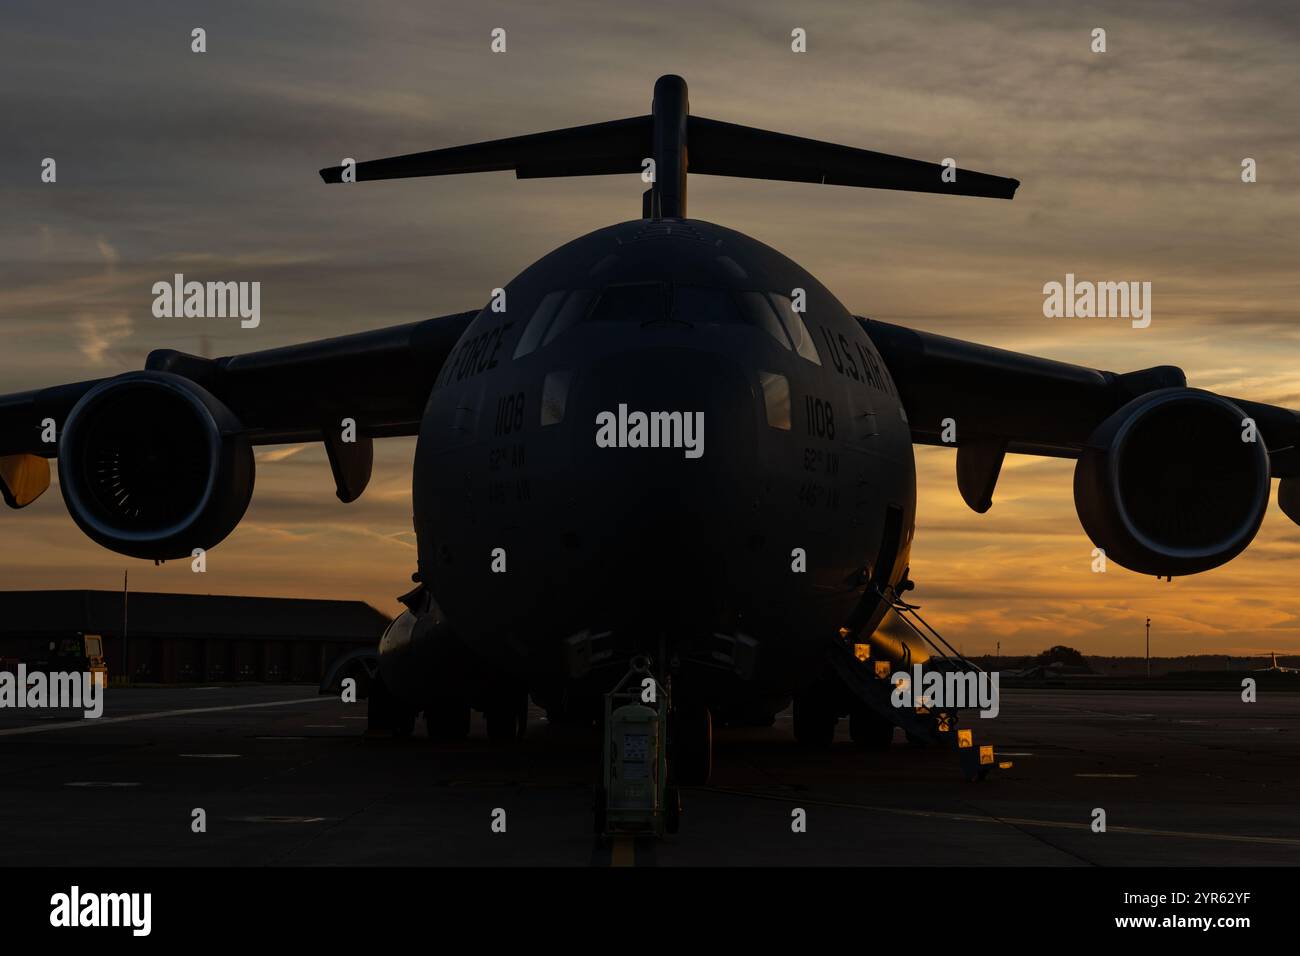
[668,700,713,786]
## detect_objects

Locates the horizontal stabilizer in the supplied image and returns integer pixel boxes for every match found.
[320,116,651,183]
[687,116,1019,200]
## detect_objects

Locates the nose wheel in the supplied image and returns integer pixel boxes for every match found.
[669,701,712,785]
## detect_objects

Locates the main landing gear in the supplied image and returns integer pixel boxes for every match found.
[849,703,896,750]
[792,680,839,749]
[792,681,894,750]
[366,675,417,737]
[366,674,526,744]
[423,694,471,742]
[483,686,529,743]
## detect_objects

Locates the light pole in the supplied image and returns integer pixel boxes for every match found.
[1145,617,1151,678]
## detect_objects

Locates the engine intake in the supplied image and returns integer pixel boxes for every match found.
[57,371,254,560]
[1074,388,1269,576]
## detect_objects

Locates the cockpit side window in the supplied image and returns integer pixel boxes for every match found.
[736,291,793,350]
[768,293,823,365]
[513,290,567,359]
[541,289,597,346]
[586,282,669,326]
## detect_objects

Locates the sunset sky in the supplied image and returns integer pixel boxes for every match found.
[3,0,1298,656]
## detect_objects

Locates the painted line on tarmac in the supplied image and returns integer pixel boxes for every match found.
[0,696,334,737]
[65,781,141,788]
[1075,772,1138,778]
[610,836,636,867]
[696,787,1300,848]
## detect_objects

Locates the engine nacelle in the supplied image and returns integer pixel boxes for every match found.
[1073,388,1269,576]
[57,371,254,560]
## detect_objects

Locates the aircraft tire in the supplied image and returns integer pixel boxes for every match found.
[425,697,470,741]
[485,689,528,742]
[593,785,607,835]
[368,674,415,737]
[664,785,681,834]
[849,705,895,749]
[792,695,837,748]
[670,702,712,786]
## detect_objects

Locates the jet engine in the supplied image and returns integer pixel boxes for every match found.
[1073,388,1270,576]
[56,371,254,560]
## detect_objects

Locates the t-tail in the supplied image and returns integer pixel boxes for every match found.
[320,74,1020,218]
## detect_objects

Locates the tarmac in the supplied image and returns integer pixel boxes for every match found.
[1,684,1297,866]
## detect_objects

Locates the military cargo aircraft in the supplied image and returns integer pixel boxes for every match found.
[4,75,1299,783]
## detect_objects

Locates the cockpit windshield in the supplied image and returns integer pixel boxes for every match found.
[587,282,669,325]
[510,281,822,364]
[514,289,597,358]
[541,289,597,346]
[673,285,742,326]
[737,291,793,350]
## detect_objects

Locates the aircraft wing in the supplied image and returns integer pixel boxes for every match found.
[858,317,1300,561]
[0,310,476,536]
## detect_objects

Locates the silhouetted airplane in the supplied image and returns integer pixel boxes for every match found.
[1256,653,1298,673]
[4,76,1299,783]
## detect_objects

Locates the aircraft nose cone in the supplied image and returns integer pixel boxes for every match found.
[567,346,759,590]
[576,345,757,485]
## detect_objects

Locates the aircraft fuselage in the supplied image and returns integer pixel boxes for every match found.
[412,218,917,713]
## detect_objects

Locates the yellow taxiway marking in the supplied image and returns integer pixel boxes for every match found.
[697,787,1300,849]
[610,836,636,867]
[0,696,334,736]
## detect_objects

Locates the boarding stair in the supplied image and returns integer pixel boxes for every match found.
[828,584,1011,781]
